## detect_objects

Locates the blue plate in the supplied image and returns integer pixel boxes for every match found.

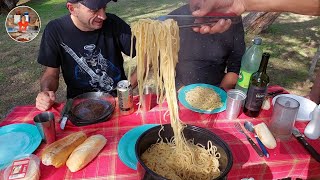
[0,123,42,170]
[117,124,158,170]
[178,83,227,114]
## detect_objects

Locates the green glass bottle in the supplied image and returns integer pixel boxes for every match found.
[243,52,270,117]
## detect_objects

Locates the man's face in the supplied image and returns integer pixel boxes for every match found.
[73,3,107,31]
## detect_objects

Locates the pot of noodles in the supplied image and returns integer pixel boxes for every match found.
[135,124,233,180]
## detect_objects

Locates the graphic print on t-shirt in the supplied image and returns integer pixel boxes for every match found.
[61,42,121,91]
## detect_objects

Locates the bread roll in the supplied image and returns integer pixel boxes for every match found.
[41,131,87,168]
[66,134,107,172]
[262,97,271,110]
[254,123,277,149]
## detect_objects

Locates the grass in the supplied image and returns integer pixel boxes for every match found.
[0,0,319,119]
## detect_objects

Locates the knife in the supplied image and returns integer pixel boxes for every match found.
[292,127,320,162]
[267,89,284,97]
[59,99,73,130]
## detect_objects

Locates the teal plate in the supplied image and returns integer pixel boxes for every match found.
[178,83,227,114]
[117,124,158,170]
[0,123,42,170]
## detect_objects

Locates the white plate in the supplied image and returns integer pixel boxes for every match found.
[272,94,317,122]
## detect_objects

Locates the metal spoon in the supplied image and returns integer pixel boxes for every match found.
[244,121,270,158]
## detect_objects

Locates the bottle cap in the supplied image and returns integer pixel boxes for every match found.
[253,37,262,45]
[262,52,271,59]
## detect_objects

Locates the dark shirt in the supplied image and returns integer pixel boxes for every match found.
[170,5,245,89]
[38,14,134,98]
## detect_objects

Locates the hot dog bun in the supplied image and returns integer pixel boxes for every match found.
[66,134,107,172]
[41,131,87,168]
[254,123,277,149]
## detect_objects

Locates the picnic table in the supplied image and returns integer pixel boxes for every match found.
[0,86,319,180]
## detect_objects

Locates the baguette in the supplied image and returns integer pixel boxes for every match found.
[66,134,107,172]
[254,123,277,149]
[41,131,87,168]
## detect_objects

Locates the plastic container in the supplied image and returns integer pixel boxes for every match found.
[3,154,40,180]
[226,89,246,120]
[269,96,300,140]
[135,124,233,180]
[304,105,320,139]
[235,37,263,94]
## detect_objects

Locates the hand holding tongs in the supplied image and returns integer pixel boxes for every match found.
[158,12,241,28]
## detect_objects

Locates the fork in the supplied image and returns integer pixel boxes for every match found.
[234,122,264,157]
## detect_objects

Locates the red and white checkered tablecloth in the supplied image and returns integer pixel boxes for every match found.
[1,86,319,180]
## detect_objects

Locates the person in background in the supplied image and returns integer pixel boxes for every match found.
[16,14,39,32]
[308,70,320,104]
[170,4,245,91]
[29,16,40,30]
[35,0,136,111]
[6,16,15,28]
[189,0,320,34]
[189,0,320,103]
[18,15,28,32]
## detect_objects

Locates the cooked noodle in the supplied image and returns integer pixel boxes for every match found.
[131,19,221,180]
[186,87,223,111]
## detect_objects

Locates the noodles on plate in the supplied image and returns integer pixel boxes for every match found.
[185,86,223,111]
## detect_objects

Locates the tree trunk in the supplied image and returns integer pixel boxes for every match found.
[0,0,18,14]
[309,45,320,78]
[243,12,281,35]
[3,0,16,9]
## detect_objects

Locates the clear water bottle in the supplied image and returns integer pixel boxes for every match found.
[24,12,29,22]
[304,105,320,139]
[235,37,263,94]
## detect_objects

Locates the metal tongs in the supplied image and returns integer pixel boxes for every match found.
[158,12,241,28]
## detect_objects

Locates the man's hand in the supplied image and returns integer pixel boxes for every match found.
[36,66,59,111]
[36,91,56,111]
[190,0,246,34]
[219,72,238,92]
[192,19,233,34]
[129,67,138,89]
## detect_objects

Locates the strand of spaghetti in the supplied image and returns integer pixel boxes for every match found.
[131,18,221,180]
[127,33,135,84]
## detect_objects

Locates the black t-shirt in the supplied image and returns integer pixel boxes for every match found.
[38,14,134,98]
[170,5,245,89]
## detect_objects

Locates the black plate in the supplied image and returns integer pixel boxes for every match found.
[69,92,115,126]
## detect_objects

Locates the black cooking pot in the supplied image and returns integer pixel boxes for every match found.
[69,92,115,126]
[135,124,233,180]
